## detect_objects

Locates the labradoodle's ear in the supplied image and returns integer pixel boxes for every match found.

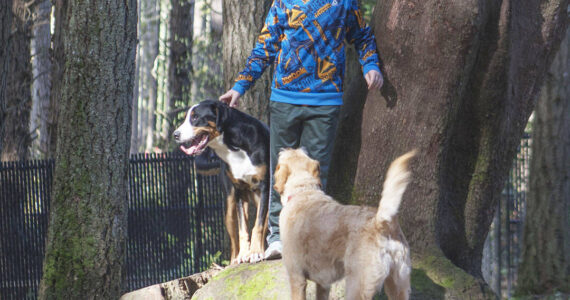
[273,163,290,195]
[310,160,321,180]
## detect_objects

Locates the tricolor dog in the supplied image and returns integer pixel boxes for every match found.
[173,100,270,264]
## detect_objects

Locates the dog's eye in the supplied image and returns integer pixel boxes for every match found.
[190,114,198,123]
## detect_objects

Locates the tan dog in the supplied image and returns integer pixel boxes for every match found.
[274,148,414,300]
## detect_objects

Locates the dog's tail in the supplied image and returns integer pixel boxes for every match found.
[376,150,416,223]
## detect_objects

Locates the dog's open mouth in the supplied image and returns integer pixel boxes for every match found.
[179,133,210,156]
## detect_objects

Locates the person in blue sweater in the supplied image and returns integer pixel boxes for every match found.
[219,0,383,260]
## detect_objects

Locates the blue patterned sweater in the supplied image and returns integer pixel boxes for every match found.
[232,0,381,106]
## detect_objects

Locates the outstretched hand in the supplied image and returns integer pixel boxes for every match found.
[219,89,241,108]
[365,70,384,90]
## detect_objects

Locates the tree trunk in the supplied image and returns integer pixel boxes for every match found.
[30,0,52,158]
[130,40,141,154]
[138,0,160,152]
[515,28,569,296]
[47,0,68,159]
[38,0,137,298]
[328,46,368,200]
[330,0,567,297]
[0,0,13,104]
[0,0,13,159]
[222,0,272,122]
[1,0,32,162]
[191,0,223,102]
[164,0,194,148]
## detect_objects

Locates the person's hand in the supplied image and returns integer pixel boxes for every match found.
[364,70,383,90]
[219,89,241,108]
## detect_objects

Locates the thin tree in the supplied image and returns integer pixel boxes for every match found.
[1,0,32,162]
[0,1,14,158]
[163,0,194,148]
[140,0,160,152]
[191,0,223,103]
[30,0,52,158]
[329,0,567,298]
[515,28,569,296]
[222,0,272,122]
[38,0,137,298]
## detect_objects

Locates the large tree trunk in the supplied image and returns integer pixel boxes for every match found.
[515,28,569,296]
[222,0,272,122]
[30,0,52,158]
[38,0,137,298]
[47,0,68,159]
[330,0,567,297]
[1,0,32,162]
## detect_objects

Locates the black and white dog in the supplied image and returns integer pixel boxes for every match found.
[173,100,270,264]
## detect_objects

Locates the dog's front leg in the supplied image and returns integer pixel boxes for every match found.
[235,191,251,264]
[248,186,268,263]
[225,187,239,264]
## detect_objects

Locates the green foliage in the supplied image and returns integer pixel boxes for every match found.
[360,0,376,23]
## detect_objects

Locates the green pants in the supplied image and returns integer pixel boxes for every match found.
[267,101,340,244]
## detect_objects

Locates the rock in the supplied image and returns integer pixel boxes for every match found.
[120,265,222,300]
[191,259,345,300]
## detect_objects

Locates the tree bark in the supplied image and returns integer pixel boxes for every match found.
[0,0,13,108]
[0,0,14,160]
[38,0,137,298]
[47,0,68,159]
[164,0,194,148]
[222,0,272,122]
[515,28,569,296]
[130,41,141,154]
[138,0,160,152]
[191,0,223,102]
[30,0,52,158]
[330,0,567,297]
[328,45,368,200]
[1,0,32,162]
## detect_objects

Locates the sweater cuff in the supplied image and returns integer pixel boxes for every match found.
[362,64,381,76]
[231,83,247,96]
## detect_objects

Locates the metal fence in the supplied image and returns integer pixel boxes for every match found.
[483,133,531,299]
[0,152,227,299]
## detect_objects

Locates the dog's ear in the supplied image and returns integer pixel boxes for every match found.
[214,102,227,133]
[310,160,321,180]
[273,163,289,195]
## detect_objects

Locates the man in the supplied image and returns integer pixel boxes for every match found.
[220,0,383,260]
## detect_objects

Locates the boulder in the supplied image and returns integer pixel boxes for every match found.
[191,259,345,300]
[120,265,222,300]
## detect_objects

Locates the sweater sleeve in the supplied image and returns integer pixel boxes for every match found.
[232,2,282,95]
[345,0,381,75]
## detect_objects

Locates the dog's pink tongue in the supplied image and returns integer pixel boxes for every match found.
[180,145,199,156]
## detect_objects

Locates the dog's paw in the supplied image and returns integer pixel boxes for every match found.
[234,251,251,264]
[248,252,264,263]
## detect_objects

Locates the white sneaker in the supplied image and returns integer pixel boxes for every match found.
[264,241,282,260]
